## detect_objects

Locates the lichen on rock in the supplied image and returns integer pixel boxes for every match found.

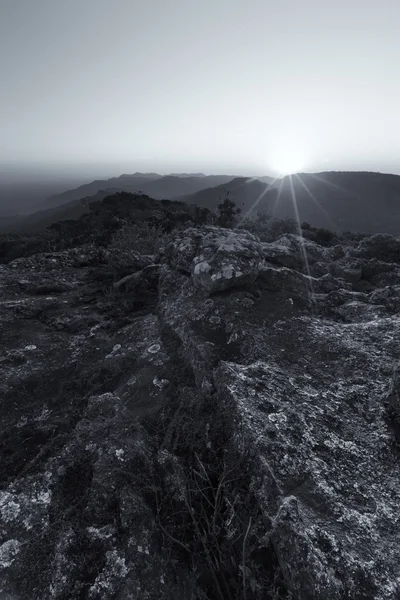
[1,219,400,599]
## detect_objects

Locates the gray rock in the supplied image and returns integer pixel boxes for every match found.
[331,263,363,283]
[369,285,400,313]
[167,226,264,293]
[276,233,329,264]
[2,223,400,600]
[260,241,301,269]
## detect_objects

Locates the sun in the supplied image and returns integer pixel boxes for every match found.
[271,147,307,176]
[268,139,308,176]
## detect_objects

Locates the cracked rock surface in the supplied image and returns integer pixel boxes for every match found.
[1,222,400,599]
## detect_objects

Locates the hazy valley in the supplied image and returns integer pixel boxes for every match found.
[2,169,400,236]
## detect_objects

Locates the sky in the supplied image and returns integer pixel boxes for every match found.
[1,0,400,179]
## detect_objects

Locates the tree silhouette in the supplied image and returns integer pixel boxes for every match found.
[216,191,241,227]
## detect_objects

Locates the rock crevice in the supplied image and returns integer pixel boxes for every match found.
[1,224,400,599]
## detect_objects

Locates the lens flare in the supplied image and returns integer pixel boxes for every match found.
[270,146,307,176]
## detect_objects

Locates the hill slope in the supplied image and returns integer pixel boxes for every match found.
[176,176,278,215]
[138,175,231,198]
[4,171,400,236]
[179,171,400,235]
[0,178,95,216]
[40,174,161,210]
[42,173,235,211]
[274,171,400,234]
[0,188,124,234]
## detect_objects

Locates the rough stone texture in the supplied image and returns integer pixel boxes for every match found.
[166,225,264,294]
[329,261,363,284]
[260,241,301,269]
[1,227,400,599]
[0,246,196,599]
[158,229,400,600]
[269,234,329,265]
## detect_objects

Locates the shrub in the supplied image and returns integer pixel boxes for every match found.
[217,192,241,228]
[313,227,336,246]
[194,206,216,226]
[107,222,169,275]
[266,217,298,241]
[357,233,400,263]
[337,230,368,244]
[238,215,297,243]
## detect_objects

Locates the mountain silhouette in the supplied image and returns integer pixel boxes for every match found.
[2,171,400,236]
[41,173,235,211]
[272,171,400,234]
[177,171,400,235]
[40,174,161,210]
[176,177,277,215]
[1,189,121,233]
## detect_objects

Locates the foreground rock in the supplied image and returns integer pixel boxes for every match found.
[1,226,400,599]
[166,225,264,293]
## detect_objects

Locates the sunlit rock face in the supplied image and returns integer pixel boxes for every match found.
[1,223,400,600]
[165,225,264,293]
[261,233,328,268]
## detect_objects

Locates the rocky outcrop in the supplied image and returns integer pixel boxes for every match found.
[165,225,264,293]
[1,227,400,599]
[261,234,329,270]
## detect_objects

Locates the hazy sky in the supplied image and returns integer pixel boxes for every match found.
[1,0,400,177]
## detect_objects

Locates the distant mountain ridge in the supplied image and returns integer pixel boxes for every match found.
[1,171,400,236]
[175,177,278,215]
[273,171,400,235]
[41,173,236,211]
[1,189,121,233]
[1,177,272,233]
[177,171,400,235]
[40,174,160,210]
[0,178,93,216]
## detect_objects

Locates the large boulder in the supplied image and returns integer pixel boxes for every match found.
[258,264,313,298]
[258,265,351,298]
[260,241,301,269]
[167,226,264,294]
[261,237,351,281]
[330,261,363,284]
[275,234,329,264]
